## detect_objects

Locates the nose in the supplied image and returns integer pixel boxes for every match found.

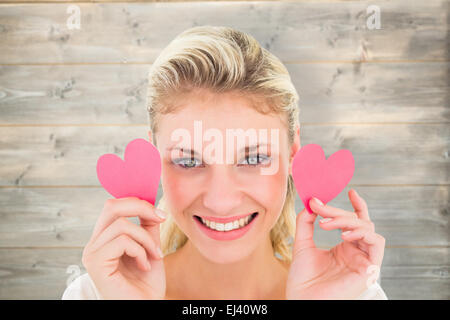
[201,165,243,216]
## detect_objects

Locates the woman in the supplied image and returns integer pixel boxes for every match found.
[62,26,387,300]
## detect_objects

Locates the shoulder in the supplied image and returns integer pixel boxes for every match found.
[356,282,388,300]
[61,273,103,300]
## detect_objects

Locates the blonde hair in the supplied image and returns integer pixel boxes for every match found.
[146,26,300,262]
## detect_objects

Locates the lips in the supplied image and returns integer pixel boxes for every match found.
[194,212,258,231]
[193,212,259,241]
[195,212,256,223]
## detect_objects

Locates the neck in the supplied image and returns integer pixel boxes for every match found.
[167,236,288,299]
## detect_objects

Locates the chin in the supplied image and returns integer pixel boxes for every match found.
[194,241,258,264]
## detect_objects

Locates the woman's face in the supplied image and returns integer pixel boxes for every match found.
[153,88,299,264]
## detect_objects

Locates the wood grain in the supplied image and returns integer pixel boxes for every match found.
[0,1,448,64]
[0,247,447,299]
[0,62,448,125]
[0,0,448,300]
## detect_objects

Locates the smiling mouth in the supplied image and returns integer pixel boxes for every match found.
[194,212,258,232]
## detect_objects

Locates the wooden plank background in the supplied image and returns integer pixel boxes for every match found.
[0,0,449,299]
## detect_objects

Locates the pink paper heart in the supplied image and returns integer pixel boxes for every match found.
[292,144,354,214]
[96,138,161,205]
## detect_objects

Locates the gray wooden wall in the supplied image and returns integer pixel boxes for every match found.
[0,0,449,299]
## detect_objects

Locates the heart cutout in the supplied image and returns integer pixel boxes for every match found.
[96,138,161,205]
[292,144,354,214]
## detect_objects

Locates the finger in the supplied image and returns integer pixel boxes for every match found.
[89,217,163,260]
[147,214,162,249]
[309,197,358,220]
[293,208,318,253]
[318,216,375,232]
[91,197,166,240]
[341,228,385,266]
[95,234,151,273]
[349,189,371,222]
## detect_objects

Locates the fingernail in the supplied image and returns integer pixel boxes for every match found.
[319,218,332,223]
[155,209,167,219]
[313,197,324,206]
[157,247,164,259]
[342,230,352,236]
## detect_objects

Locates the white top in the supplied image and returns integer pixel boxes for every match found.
[62,272,388,300]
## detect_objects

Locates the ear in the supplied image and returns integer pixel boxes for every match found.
[289,126,301,175]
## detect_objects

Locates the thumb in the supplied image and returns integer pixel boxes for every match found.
[293,207,318,254]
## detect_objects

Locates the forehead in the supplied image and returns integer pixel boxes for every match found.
[157,90,287,142]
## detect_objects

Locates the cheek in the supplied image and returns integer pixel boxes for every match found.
[247,166,289,220]
[161,166,195,212]
[253,173,286,200]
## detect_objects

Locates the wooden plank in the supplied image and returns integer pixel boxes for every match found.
[11,0,355,2]
[0,248,84,299]
[0,0,441,2]
[0,0,287,2]
[290,62,450,124]
[0,62,448,125]
[0,247,447,299]
[0,186,447,247]
[0,1,448,64]
[380,248,450,299]
[381,279,450,299]
[0,124,448,186]
[0,64,150,125]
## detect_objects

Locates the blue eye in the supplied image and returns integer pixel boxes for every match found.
[239,154,271,166]
[173,154,271,169]
[173,157,202,169]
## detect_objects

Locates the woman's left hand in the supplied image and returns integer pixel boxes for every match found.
[286,189,385,299]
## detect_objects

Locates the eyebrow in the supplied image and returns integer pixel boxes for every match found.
[167,143,269,157]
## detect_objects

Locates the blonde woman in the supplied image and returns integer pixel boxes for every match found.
[62,26,387,300]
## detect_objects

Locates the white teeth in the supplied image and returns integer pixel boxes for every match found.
[224,222,233,231]
[199,213,256,232]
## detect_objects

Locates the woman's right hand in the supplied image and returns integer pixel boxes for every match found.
[82,197,167,299]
